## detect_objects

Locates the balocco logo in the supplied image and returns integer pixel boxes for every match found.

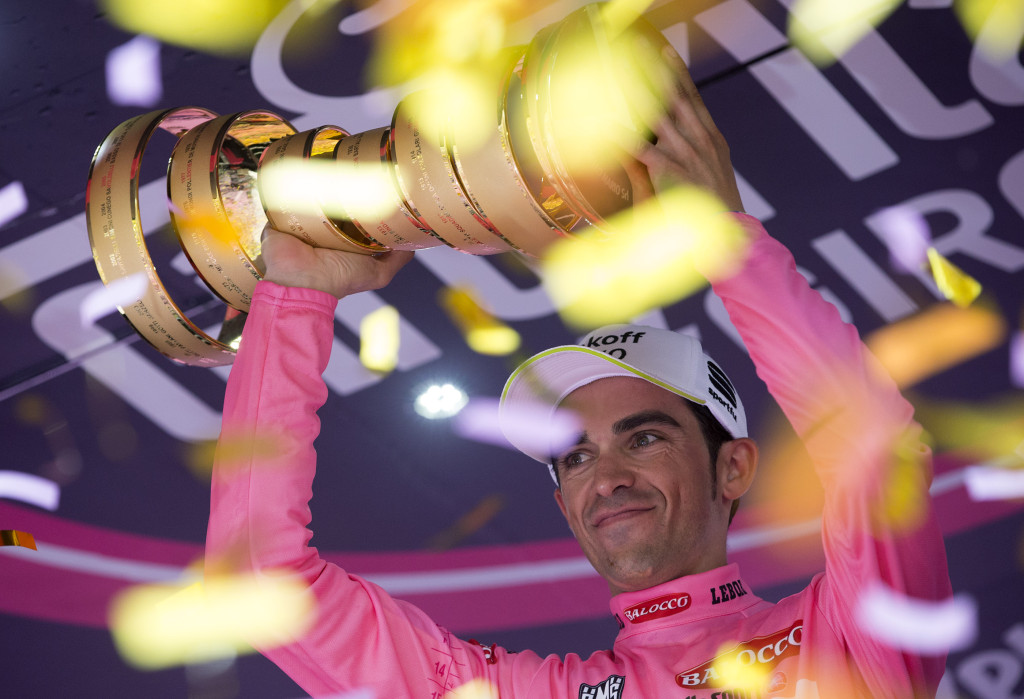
[623,593,691,623]
[675,621,804,689]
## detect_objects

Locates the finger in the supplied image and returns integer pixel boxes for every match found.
[609,125,653,161]
[671,68,720,138]
[621,155,655,205]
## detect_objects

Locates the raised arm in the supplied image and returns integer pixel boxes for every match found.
[633,65,952,697]
[205,234,496,695]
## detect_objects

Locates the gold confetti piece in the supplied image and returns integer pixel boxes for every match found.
[427,494,505,551]
[109,573,316,669]
[444,679,499,699]
[866,302,1006,388]
[14,394,50,426]
[1,530,37,549]
[871,428,932,534]
[911,396,1024,463]
[440,287,521,356]
[366,0,513,89]
[101,0,290,55]
[927,247,982,308]
[401,70,494,153]
[176,210,258,261]
[257,158,395,223]
[542,187,747,329]
[788,0,902,66]
[360,305,401,373]
[599,0,657,37]
[187,433,289,478]
[707,639,773,693]
[955,0,1024,59]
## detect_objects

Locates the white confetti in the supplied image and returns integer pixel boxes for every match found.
[312,690,376,699]
[0,471,60,511]
[856,582,977,654]
[456,398,581,459]
[106,35,163,107]
[964,463,1024,501]
[1011,330,1024,388]
[80,273,148,326]
[0,181,28,228]
[873,206,931,273]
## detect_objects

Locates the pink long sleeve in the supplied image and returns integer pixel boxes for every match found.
[712,214,952,697]
[204,282,507,696]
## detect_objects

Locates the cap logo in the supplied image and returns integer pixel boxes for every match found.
[706,360,738,421]
[707,361,737,408]
[582,331,646,360]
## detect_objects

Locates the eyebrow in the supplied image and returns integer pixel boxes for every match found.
[613,410,681,435]
[564,410,682,451]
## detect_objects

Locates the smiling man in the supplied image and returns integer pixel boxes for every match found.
[206,57,952,699]
[501,336,758,596]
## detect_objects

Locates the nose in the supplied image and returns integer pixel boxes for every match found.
[592,452,636,498]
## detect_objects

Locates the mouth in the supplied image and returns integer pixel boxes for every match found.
[592,506,655,527]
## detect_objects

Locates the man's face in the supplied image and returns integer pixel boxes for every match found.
[553,377,730,595]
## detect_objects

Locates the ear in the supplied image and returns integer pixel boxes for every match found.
[554,487,569,521]
[718,437,758,503]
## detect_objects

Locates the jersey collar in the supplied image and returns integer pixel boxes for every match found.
[610,563,760,637]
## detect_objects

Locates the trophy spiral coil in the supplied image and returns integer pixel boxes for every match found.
[85,4,679,365]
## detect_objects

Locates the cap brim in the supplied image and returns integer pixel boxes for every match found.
[500,345,705,463]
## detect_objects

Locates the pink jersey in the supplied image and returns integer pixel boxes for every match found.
[206,215,951,698]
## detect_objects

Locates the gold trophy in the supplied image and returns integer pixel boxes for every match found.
[85,4,681,366]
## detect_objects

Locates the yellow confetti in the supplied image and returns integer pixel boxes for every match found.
[444,679,499,699]
[257,157,395,223]
[400,71,495,153]
[599,0,658,37]
[360,305,401,373]
[540,10,677,175]
[109,572,316,669]
[186,432,288,478]
[912,395,1024,463]
[871,428,932,534]
[788,0,902,65]
[866,302,1006,388]
[927,247,982,308]
[708,640,772,693]
[1,530,37,550]
[955,0,1024,59]
[101,0,290,55]
[0,259,34,313]
[541,187,747,329]
[440,287,521,356]
[366,0,513,88]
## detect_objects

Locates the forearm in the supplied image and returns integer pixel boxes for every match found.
[713,214,916,474]
[205,281,338,578]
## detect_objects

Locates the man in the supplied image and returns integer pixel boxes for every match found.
[206,60,951,698]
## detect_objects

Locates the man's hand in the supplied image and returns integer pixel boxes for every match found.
[626,58,745,213]
[260,225,414,299]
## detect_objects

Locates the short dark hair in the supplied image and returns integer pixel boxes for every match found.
[549,397,741,524]
[684,400,741,525]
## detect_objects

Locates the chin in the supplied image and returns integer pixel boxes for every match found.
[606,563,666,593]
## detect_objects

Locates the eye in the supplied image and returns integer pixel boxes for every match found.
[556,450,591,472]
[631,432,661,449]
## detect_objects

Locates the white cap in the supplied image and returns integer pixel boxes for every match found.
[499,324,747,468]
